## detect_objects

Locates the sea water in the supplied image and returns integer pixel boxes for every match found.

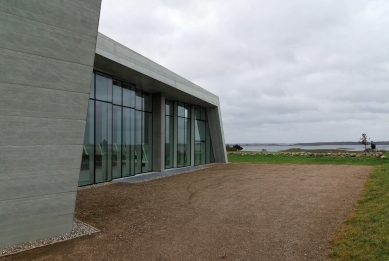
[241,144,389,152]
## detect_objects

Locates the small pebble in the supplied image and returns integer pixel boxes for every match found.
[0,220,99,257]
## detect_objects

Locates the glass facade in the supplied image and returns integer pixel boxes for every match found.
[177,102,191,167]
[164,101,215,170]
[194,106,215,165]
[79,71,153,186]
[79,71,216,186]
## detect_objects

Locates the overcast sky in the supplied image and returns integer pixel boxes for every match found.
[99,0,389,143]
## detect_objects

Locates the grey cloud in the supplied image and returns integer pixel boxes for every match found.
[99,0,389,143]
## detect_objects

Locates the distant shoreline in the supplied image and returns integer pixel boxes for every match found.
[234,141,389,146]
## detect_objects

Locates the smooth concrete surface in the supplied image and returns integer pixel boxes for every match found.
[0,0,102,249]
[0,169,80,201]
[0,193,77,227]
[0,116,86,146]
[0,214,74,250]
[0,48,93,93]
[0,10,97,66]
[0,145,83,175]
[0,0,101,37]
[95,33,220,107]
[114,166,205,183]
[0,83,90,120]
[152,93,166,172]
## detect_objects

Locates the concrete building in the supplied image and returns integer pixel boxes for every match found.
[0,0,227,249]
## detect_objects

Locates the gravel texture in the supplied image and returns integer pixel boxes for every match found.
[78,181,113,190]
[2,164,372,261]
[0,220,99,258]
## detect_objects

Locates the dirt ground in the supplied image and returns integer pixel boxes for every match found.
[3,164,372,261]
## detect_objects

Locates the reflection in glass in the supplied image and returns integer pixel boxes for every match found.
[201,141,206,165]
[113,80,122,105]
[89,74,95,99]
[194,106,214,165]
[80,71,155,185]
[123,107,135,176]
[166,101,173,116]
[165,115,174,169]
[201,107,206,120]
[186,118,191,166]
[195,142,201,166]
[79,100,94,186]
[143,92,153,112]
[112,105,122,178]
[135,88,143,111]
[176,103,191,168]
[177,103,185,117]
[195,106,201,120]
[95,101,112,183]
[205,122,211,164]
[123,83,135,108]
[185,104,191,118]
[177,117,185,167]
[135,110,142,174]
[95,73,112,102]
[143,112,153,172]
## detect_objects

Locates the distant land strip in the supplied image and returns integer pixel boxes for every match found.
[236,141,389,146]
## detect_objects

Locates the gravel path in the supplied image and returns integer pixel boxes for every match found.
[2,164,372,261]
[0,220,99,258]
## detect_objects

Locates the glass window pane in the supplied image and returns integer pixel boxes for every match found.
[123,107,135,176]
[211,144,215,163]
[195,120,205,141]
[123,83,135,108]
[201,142,206,164]
[177,117,185,167]
[185,118,191,166]
[195,106,201,120]
[113,80,122,105]
[89,73,95,99]
[195,141,201,166]
[199,121,205,141]
[205,122,211,164]
[166,100,173,116]
[195,120,198,140]
[135,88,143,110]
[165,116,174,169]
[142,112,153,172]
[185,104,191,118]
[135,110,142,174]
[95,73,112,102]
[201,107,206,120]
[143,92,153,112]
[177,103,185,117]
[79,100,94,186]
[112,105,122,179]
[95,101,112,183]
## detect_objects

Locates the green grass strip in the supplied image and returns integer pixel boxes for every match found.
[228,154,388,166]
[330,164,389,260]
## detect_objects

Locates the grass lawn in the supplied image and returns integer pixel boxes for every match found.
[228,153,388,166]
[330,164,389,260]
[229,153,389,260]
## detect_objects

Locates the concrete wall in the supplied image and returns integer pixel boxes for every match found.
[94,33,228,164]
[0,0,102,248]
